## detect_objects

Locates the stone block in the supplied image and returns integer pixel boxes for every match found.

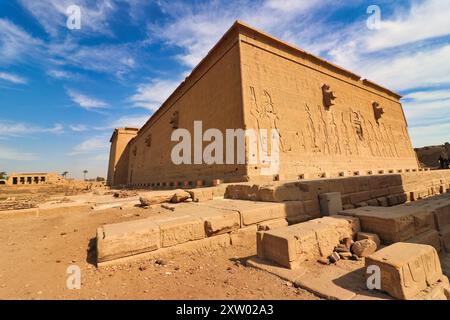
[188,188,213,202]
[259,216,360,269]
[188,206,241,236]
[202,199,307,226]
[257,183,313,202]
[407,230,441,252]
[340,206,433,244]
[377,197,388,207]
[433,204,450,231]
[348,191,371,204]
[230,225,257,247]
[365,243,443,300]
[97,218,160,262]
[319,192,343,216]
[440,225,450,253]
[257,218,289,231]
[155,215,205,247]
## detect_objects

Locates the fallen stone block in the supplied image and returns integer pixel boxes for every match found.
[97,219,160,263]
[357,232,381,248]
[171,190,191,203]
[139,190,188,206]
[258,216,360,269]
[351,239,377,257]
[365,242,443,300]
[187,188,213,202]
[319,192,342,216]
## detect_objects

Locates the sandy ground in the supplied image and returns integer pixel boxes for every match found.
[0,205,319,300]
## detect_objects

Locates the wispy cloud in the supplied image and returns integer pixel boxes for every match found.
[0,19,43,65]
[66,89,108,110]
[130,79,180,110]
[18,0,117,37]
[149,0,326,67]
[366,1,450,51]
[0,145,37,161]
[0,121,63,137]
[0,72,28,84]
[69,124,89,132]
[68,136,109,156]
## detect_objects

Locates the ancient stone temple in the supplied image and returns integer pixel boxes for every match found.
[107,21,418,188]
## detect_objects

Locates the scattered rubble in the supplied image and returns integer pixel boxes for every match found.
[351,239,377,257]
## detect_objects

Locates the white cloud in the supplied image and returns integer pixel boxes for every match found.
[68,136,109,156]
[130,79,180,110]
[150,0,326,67]
[0,72,28,84]
[0,19,43,65]
[366,1,450,51]
[18,0,117,37]
[47,69,80,80]
[110,115,149,129]
[66,89,108,110]
[69,124,88,132]
[0,145,37,161]
[405,90,450,103]
[361,45,450,91]
[0,121,63,137]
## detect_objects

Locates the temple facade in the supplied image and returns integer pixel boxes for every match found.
[107,21,418,188]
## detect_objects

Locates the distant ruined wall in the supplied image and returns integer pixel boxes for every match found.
[415,143,450,168]
[125,28,246,187]
[238,27,419,182]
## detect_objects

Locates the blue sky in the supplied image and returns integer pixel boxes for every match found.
[1,0,449,179]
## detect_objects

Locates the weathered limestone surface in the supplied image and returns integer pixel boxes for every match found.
[258,216,360,269]
[97,219,161,263]
[154,215,205,248]
[199,199,310,226]
[365,243,443,300]
[340,206,434,244]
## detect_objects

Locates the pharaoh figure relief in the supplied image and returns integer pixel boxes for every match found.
[249,87,287,153]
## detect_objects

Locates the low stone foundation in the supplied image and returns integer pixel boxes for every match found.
[96,199,314,264]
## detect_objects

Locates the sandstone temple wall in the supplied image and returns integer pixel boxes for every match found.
[238,24,418,183]
[108,21,420,188]
[123,28,246,187]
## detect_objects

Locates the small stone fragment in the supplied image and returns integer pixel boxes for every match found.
[329,252,341,263]
[351,239,377,257]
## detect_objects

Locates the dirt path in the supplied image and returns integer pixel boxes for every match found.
[0,206,319,300]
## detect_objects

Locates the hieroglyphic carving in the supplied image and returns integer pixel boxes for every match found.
[305,104,320,153]
[340,111,352,156]
[249,86,288,153]
[317,104,330,154]
[330,112,341,155]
